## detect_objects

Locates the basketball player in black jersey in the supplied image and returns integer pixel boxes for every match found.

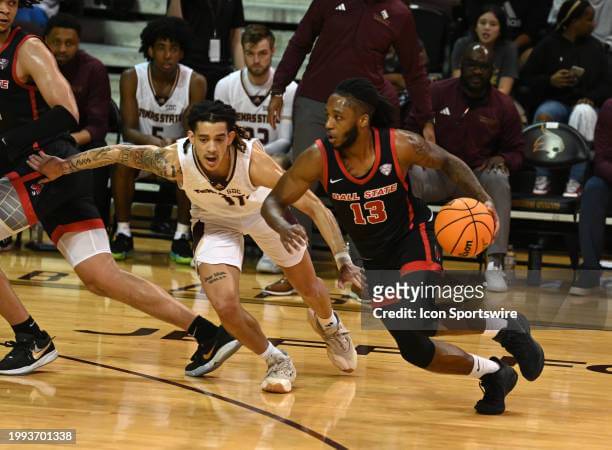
[0,0,238,376]
[262,78,545,415]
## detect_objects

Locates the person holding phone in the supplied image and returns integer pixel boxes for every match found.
[521,0,611,197]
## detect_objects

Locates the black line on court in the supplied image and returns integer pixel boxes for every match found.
[58,354,347,450]
[544,363,574,368]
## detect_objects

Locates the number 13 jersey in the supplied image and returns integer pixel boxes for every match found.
[176,137,271,221]
[318,128,431,260]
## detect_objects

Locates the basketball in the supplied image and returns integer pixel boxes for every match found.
[434,198,495,257]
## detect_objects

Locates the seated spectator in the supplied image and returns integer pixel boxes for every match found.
[451,4,518,95]
[522,0,610,197]
[112,17,207,264]
[570,98,612,296]
[591,0,612,48]
[44,13,112,227]
[214,25,297,275]
[550,0,612,48]
[464,0,552,56]
[15,0,58,34]
[407,44,524,292]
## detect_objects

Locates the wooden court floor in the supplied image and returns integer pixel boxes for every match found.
[0,237,611,449]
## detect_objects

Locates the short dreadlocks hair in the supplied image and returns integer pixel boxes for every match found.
[139,16,191,60]
[187,101,250,153]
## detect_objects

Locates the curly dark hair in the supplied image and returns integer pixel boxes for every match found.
[44,13,81,38]
[139,17,191,60]
[187,101,250,153]
[19,0,41,7]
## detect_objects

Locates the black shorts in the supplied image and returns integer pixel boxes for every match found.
[363,220,443,332]
[363,219,443,274]
[4,139,104,243]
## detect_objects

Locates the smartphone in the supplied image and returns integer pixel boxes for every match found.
[570,65,585,78]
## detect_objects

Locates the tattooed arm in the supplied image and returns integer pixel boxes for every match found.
[26,144,183,183]
[395,129,499,232]
[395,130,492,204]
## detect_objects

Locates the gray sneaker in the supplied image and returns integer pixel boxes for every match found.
[256,253,283,274]
[485,260,508,292]
[307,309,357,373]
[261,350,296,393]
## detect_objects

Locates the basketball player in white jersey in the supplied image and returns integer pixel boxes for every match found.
[113,17,207,264]
[214,24,298,277]
[28,100,364,393]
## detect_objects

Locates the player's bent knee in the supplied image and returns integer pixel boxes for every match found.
[395,331,436,369]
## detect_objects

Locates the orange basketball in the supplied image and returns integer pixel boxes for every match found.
[434,198,495,257]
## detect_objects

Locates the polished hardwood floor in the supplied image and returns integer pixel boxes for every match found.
[0,236,610,449]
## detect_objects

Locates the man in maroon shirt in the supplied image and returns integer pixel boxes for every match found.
[44,13,112,226]
[570,98,612,296]
[268,0,433,145]
[407,44,524,292]
[262,0,435,294]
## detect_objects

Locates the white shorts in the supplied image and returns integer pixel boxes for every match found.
[56,229,111,267]
[191,214,306,270]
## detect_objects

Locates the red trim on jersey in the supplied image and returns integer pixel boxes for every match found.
[392,129,415,230]
[405,199,415,231]
[50,218,106,244]
[400,260,443,275]
[315,139,328,192]
[419,221,433,262]
[0,27,20,55]
[333,128,381,185]
[6,171,41,226]
[11,34,40,120]
[389,128,409,190]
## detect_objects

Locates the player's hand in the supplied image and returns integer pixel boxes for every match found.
[26,151,65,183]
[337,261,365,291]
[422,121,436,144]
[267,95,283,129]
[476,155,508,174]
[278,223,308,253]
[484,199,500,239]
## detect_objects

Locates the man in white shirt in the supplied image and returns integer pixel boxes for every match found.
[215,24,297,275]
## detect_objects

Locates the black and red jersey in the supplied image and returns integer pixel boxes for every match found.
[0,27,49,172]
[317,127,431,261]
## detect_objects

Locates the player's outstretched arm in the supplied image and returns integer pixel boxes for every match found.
[256,145,322,248]
[395,130,499,233]
[26,144,182,182]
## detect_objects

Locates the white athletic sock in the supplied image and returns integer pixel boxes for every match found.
[259,342,284,361]
[483,318,508,337]
[469,354,500,378]
[174,222,191,240]
[317,312,338,330]
[116,222,131,237]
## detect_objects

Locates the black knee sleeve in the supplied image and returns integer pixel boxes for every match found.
[390,329,436,369]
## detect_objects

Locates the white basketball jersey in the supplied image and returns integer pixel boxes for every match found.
[135,62,192,141]
[214,68,297,145]
[176,137,270,220]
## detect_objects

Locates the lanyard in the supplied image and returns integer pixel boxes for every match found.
[206,0,224,38]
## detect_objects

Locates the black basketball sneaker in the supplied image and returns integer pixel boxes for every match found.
[494,313,545,381]
[185,326,241,377]
[110,233,133,261]
[0,331,58,375]
[474,357,518,415]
